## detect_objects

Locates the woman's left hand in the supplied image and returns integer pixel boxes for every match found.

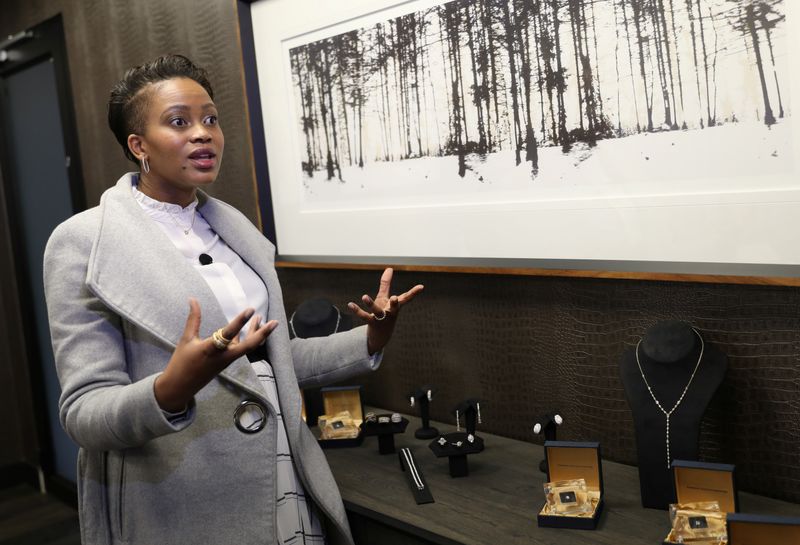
[348,268,424,355]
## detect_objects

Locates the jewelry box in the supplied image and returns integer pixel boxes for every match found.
[663,460,739,545]
[537,441,605,530]
[727,513,800,544]
[316,385,365,448]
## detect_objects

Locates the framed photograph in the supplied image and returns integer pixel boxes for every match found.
[242,0,800,277]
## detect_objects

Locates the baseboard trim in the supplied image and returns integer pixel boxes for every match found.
[46,473,77,507]
[0,461,39,490]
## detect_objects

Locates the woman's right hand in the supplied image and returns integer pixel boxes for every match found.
[154,298,278,412]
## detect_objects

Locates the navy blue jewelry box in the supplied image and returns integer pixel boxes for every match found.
[316,385,365,448]
[727,513,800,544]
[663,460,738,545]
[537,441,604,530]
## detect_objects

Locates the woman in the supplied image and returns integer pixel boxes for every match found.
[43,55,422,545]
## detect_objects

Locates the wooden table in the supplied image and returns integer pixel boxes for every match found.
[322,408,800,545]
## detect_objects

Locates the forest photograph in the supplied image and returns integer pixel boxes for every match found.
[287,0,791,205]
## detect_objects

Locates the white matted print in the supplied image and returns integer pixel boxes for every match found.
[249,0,799,271]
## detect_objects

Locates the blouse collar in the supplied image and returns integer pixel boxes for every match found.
[132,178,199,223]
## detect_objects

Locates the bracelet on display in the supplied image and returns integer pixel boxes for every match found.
[399,448,434,504]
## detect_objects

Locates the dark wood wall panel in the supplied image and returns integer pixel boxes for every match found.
[0,0,258,470]
[0,0,259,222]
[277,268,800,503]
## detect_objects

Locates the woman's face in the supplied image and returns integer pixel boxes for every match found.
[129,77,224,196]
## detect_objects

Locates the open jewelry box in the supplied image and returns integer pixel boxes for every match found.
[537,441,604,530]
[315,386,365,449]
[726,513,800,544]
[663,460,739,545]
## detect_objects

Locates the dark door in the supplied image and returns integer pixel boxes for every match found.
[0,15,85,488]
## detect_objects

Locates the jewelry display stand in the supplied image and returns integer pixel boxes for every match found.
[532,413,564,472]
[288,298,352,427]
[361,414,409,454]
[620,321,727,509]
[408,386,439,439]
[429,399,485,478]
[398,448,434,504]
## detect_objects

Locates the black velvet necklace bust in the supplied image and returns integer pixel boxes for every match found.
[619,321,727,509]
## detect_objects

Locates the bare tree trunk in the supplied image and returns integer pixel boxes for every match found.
[334,37,353,166]
[696,0,714,126]
[621,0,642,133]
[322,45,343,180]
[667,0,686,127]
[467,2,487,153]
[532,0,548,142]
[656,0,678,128]
[549,0,570,151]
[410,13,425,156]
[632,0,654,131]
[650,0,673,128]
[744,4,775,126]
[684,0,703,126]
[441,5,466,177]
[501,0,523,164]
[759,8,784,119]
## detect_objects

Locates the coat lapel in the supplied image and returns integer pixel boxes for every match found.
[198,195,304,440]
[86,174,266,400]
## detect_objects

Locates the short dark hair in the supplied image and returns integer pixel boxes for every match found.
[108,54,214,163]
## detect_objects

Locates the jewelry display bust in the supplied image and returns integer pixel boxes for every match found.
[289,298,353,427]
[620,321,727,509]
[408,386,439,439]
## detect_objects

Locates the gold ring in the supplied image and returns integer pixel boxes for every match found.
[211,328,232,350]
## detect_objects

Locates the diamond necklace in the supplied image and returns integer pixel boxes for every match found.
[634,328,704,469]
[166,207,196,235]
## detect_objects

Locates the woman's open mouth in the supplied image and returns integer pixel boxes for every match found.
[188,148,217,170]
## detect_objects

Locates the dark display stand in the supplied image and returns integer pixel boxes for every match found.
[429,399,485,477]
[532,413,563,473]
[620,321,727,509]
[398,448,435,504]
[409,386,439,439]
[361,417,409,454]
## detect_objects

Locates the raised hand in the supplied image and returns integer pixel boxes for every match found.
[347,268,424,355]
[154,298,278,412]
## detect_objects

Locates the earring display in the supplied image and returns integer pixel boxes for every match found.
[428,399,485,478]
[532,413,565,473]
[408,385,439,440]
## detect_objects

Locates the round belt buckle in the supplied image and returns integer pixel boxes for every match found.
[234,400,268,434]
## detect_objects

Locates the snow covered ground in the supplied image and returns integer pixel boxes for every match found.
[299,120,794,211]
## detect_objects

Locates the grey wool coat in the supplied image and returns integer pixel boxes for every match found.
[43,174,377,545]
